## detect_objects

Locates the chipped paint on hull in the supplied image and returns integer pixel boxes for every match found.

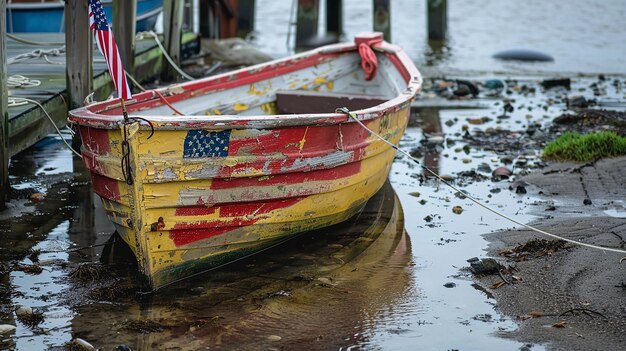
[69,33,422,289]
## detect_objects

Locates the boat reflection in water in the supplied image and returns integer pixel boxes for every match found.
[71,180,412,350]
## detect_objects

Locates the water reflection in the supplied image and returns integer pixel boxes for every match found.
[70,181,410,350]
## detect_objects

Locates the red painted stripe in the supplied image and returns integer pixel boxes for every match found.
[91,172,121,201]
[169,197,304,246]
[211,159,361,190]
[79,126,112,155]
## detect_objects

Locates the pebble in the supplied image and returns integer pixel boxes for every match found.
[16,306,33,317]
[267,335,282,342]
[72,338,96,351]
[443,282,456,288]
[452,206,463,214]
[583,198,592,205]
[0,325,16,334]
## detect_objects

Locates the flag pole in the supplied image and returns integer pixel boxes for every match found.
[120,97,129,122]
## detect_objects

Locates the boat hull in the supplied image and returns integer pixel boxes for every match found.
[69,33,422,289]
[6,0,162,33]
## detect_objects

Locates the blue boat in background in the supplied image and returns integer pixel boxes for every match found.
[6,0,163,33]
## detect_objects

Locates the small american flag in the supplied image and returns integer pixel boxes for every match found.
[89,0,132,101]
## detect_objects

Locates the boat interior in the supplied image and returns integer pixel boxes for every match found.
[130,51,408,118]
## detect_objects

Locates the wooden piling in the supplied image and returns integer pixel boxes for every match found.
[1,0,9,206]
[295,0,319,50]
[237,0,255,37]
[373,0,390,42]
[427,0,447,41]
[113,0,137,74]
[162,0,185,81]
[65,0,92,109]
[326,0,342,40]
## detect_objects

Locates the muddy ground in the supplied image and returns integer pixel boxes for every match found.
[474,138,626,350]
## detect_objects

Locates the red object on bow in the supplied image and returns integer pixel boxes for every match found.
[355,32,384,81]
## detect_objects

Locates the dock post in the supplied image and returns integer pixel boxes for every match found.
[295,0,319,51]
[237,0,255,38]
[162,0,185,81]
[113,0,137,74]
[1,0,8,206]
[65,0,93,109]
[326,0,342,41]
[199,0,216,38]
[427,0,447,41]
[373,0,390,42]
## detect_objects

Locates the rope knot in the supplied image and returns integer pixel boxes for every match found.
[354,33,384,81]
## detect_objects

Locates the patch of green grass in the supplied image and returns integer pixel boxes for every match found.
[543,131,626,162]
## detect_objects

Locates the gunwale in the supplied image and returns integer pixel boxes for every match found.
[68,41,422,130]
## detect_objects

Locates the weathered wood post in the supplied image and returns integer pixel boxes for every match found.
[326,0,342,41]
[199,0,216,38]
[65,0,92,152]
[162,0,185,81]
[65,0,92,109]
[113,0,137,75]
[427,0,447,41]
[237,0,255,37]
[373,0,390,42]
[1,0,9,207]
[295,0,319,50]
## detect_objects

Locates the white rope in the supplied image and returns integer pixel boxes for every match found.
[7,46,66,65]
[136,31,194,81]
[336,107,626,255]
[8,97,82,159]
[8,75,41,88]
[6,33,65,46]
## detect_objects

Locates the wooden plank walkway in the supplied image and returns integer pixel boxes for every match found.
[6,32,198,157]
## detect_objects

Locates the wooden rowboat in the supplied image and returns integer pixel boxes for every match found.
[68,32,422,289]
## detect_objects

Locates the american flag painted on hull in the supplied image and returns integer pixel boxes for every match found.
[89,0,132,101]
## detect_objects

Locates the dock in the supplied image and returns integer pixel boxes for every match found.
[6,32,199,158]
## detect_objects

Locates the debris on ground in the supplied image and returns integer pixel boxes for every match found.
[499,239,567,261]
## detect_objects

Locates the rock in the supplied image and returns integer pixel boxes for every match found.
[408,192,421,198]
[477,162,492,173]
[484,79,505,90]
[503,102,514,114]
[583,198,592,205]
[30,193,45,202]
[541,78,571,90]
[492,167,512,180]
[116,345,133,351]
[452,206,463,214]
[0,324,16,334]
[567,96,589,109]
[426,135,445,145]
[456,80,479,97]
[70,338,96,351]
[267,335,282,342]
[509,180,528,194]
[493,49,554,62]
[15,305,33,318]
[470,258,503,275]
[443,282,456,288]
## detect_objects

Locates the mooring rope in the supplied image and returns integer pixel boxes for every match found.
[336,107,626,255]
[136,31,195,81]
[7,46,66,65]
[6,33,66,46]
[9,96,82,158]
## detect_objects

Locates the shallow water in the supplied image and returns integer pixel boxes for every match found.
[253,0,626,75]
